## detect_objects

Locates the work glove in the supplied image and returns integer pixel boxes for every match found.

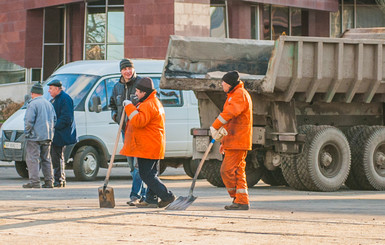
[210,126,228,141]
[123,100,132,107]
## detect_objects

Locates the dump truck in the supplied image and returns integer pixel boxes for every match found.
[160,32,385,191]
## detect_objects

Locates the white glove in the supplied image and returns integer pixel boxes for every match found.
[123,100,132,106]
[210,126,228,141]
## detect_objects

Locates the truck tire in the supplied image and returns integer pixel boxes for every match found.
[73,146,100,181]
[158,161,167,175]
[15,161,29,178]
[347,126,385,190]
[261,168,288,186]
[345,126,370,190]
[281,155,307,190]
[296,125,351,191]
[202,159,264,188]
[183,159,205,179]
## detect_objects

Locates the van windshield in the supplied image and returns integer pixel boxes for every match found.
[43,74,100,110]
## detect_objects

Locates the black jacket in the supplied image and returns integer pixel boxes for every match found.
[109,74,141,130]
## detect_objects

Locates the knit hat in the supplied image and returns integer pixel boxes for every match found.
[222,70,240,87]
[31,82,43,95]
[136,77,154,94]
[47,79,62,87]
[120,58,134,71]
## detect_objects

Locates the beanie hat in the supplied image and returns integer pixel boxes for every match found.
[222,70,240,87]
[47,79,62,87]
[136,77,154,94]
[120,58,134,71]
[31,82,43,95]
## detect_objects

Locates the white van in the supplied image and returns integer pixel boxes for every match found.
[0,60,200,180]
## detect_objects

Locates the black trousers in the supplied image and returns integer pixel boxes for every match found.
[51,145,66,183]
[138,158,173,204]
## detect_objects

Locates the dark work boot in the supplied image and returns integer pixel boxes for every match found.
[224,203,249,210]
[22,182,41,189]
[42,181,53,188]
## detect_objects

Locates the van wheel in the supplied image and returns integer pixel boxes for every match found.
[15,161,28,178]
[73,146,100,181]
[158,161,167,175]
[183,159,205,179]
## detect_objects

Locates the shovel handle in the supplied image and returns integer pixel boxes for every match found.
[188,138,216,196]
[104,109,126,186]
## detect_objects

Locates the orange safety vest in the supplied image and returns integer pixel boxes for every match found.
[120,91,166,159]
[212,81,252,150]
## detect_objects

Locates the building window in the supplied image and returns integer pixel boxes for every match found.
[210,0,228,38]
[43,7,65,80]
[85,0,124,60]
[330,0,385,37]
[257,5,301,40]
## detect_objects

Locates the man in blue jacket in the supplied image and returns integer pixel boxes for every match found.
[48,79,77,187]
[23,82,56,188]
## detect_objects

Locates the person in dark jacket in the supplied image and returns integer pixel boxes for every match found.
[109,58,146,205]
[23,82,56,188]
[48,79,77,187]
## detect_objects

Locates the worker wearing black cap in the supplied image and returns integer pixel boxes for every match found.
[48,79,78,187]
[109,58,146,206]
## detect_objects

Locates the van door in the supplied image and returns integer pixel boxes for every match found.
[86,76,122,156]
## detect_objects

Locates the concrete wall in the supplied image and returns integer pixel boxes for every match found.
[0,83,30,103]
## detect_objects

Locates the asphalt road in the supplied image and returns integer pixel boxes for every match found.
[1,163,385,244]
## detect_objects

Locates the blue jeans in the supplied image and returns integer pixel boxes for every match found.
[122,131,146,200]
[138,158,173,204]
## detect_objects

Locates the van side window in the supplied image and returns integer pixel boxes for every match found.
[152,77,183,107]
[105,77,119,105]
[88,81,108,111]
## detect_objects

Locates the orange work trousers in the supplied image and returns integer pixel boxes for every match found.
[220,149,249,205]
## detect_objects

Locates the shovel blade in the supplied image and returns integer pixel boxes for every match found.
[98,186,115,208]
[165,195,197,210]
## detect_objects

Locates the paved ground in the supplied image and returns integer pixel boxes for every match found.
[0,163,385,244]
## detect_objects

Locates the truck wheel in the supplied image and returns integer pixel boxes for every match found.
[281,155,307,190]
[345,126,370,190]
[15,161,29,178]
[261,168,288,186]
[202,159,264,188]
[348,126,385,190]
[183,159,205,179]
[73,146,100,181]
[296,126,351,191]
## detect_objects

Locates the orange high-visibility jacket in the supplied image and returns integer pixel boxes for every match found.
[212,82,253,150]
[120,91,166,159]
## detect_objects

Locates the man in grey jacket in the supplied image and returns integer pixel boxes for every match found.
[23,82,57,188]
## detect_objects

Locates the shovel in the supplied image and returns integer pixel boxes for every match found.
[98,110,126,208]
[166,127,227,210]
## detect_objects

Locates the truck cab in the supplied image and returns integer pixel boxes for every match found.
[0,60,200,180]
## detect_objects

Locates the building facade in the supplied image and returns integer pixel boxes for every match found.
[0,0,384,101]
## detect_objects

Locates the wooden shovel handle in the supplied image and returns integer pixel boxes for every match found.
[103,109,126,188]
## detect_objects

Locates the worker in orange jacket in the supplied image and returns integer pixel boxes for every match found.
[120,77,175,208]
[210,71,253,210]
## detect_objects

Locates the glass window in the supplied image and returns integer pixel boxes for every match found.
[356,5,385,28]
[271,6,289,40]
[251,6,258,39]
[106,77,119,102]
[261,5,271,40]
[107,7,124,42]
[43,74,100,110]
[330,9,341,37]
[89,81,108,111]
[291,8,302,36]
[86,7,106,43]
[210,6,227,38]
[152,77,183,107]
[85,0,124,60]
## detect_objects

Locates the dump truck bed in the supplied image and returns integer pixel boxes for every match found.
[161,35,385,104]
